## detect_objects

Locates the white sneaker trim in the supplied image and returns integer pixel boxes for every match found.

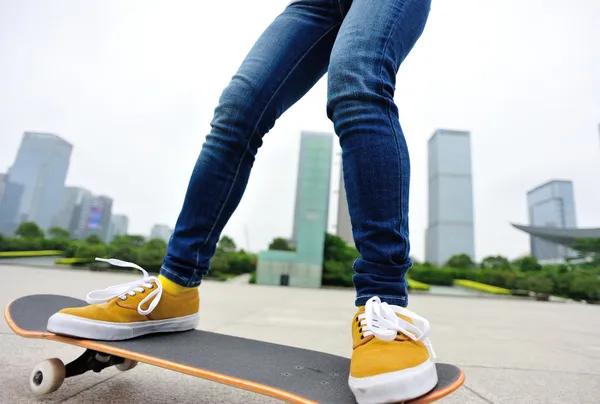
[349,358,438,404]
[47,312,199,341]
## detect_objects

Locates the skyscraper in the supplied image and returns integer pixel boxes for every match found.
[72,194,113,242]
[336,164,354,247]
[527,180,577,262]
[425,129,475,266]
[108,214,129,243]
[52,186,91,234]
[150,224,173,243]
[290,131,333,247]
[0,174,6,203]
[2,132,72,231]
[257,131,333,288]
[0,173,24,235]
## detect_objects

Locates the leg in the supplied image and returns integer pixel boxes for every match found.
[162,0,344,286]
[328,1,437,403]
[328,0,431,308]
[46,0,344,341]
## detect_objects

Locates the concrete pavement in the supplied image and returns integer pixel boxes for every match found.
[1,263,599,403]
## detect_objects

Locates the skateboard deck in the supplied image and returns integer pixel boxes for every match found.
[4,294,465,403]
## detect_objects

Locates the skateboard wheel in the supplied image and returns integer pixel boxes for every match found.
[116,359,138,371]
[29,358,66,395]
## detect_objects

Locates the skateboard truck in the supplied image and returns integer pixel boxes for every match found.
[30,349,138,395]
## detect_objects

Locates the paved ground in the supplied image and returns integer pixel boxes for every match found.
[1,263,599,403]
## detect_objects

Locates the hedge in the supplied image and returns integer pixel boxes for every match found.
[454,279,511,295]
[55,257,91,266]
[408,266,454,285]
[0,250,64,258]
[407,277,430,291]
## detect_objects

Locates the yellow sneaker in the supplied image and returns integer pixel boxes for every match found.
[47,258,199,340]
[349,297,437,404]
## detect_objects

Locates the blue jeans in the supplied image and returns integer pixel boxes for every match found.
[161,0,431,307]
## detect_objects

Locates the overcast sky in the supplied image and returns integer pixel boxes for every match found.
[1,0,599,261]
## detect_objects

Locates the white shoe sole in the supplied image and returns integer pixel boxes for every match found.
[47,312,200,340]
[349,358,438,404]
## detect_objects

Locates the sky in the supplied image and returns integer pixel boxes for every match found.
[1,0,599,261]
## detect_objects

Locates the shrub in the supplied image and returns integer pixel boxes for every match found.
[454,279,511,295]
[55,257,91,266]
[406,277,430,291]
[0,250,63,258]
[408,266,454,286]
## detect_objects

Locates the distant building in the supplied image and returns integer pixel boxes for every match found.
[72,194,113,242]
[257,131,333,288]
[290,131,333,247]
[150,224,173,243]
[425,129,475,266]
[1,132,72,231]
[108,214,129,242]
[0,175,24,236]
[512,224,600,260]
[336,164,354,247]
[523,180,577,263]
[52,186,91,234]
[0,173,5,204]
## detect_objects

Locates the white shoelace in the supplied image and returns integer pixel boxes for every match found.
[358,296,436,358]
[85,258,163,316]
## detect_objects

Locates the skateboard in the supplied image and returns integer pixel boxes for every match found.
[4,294,465,403]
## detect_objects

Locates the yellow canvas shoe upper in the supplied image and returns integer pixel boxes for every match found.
[47,258,200,340]
[350,296,435,379]
[58,280,199,323]
[348,297,438,404]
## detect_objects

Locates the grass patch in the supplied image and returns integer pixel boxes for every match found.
[407,277,430,291]
[0,250,64,258]
[55,257,91,266]
[454,279,511,295]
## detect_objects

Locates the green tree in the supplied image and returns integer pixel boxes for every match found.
[321,233,360,287]
[85,234,104,245]
[227,251,257,275]
[209,249,229,277]
[526,274,555,295]
[268,237,294,251]
[513,255,542,272]
[15,222,44,239]
[445,253,474,269]
[137,239,167,272]
[112,235,147,248]
[571,238,600,263]
[75,243,108,260]
[48,227,70,239]
[480,255,512,270]
[568,272,600,301]
[217,236,236,252]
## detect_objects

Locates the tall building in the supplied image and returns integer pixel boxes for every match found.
[1,132,72,231]
[290,131,333,247]
[425,129,475,266]
[336,164,354,247]
[0,174,24,235]
[150,224,173,243]
[52,186,91,234]
[72,194,113,242]
[0,173,6,204]
[108,214,129,242]
[526,180,577,262]
[257,131,333,288]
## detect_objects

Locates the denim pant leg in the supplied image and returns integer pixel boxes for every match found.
[161,1,343,287]
[329,0,431,307]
